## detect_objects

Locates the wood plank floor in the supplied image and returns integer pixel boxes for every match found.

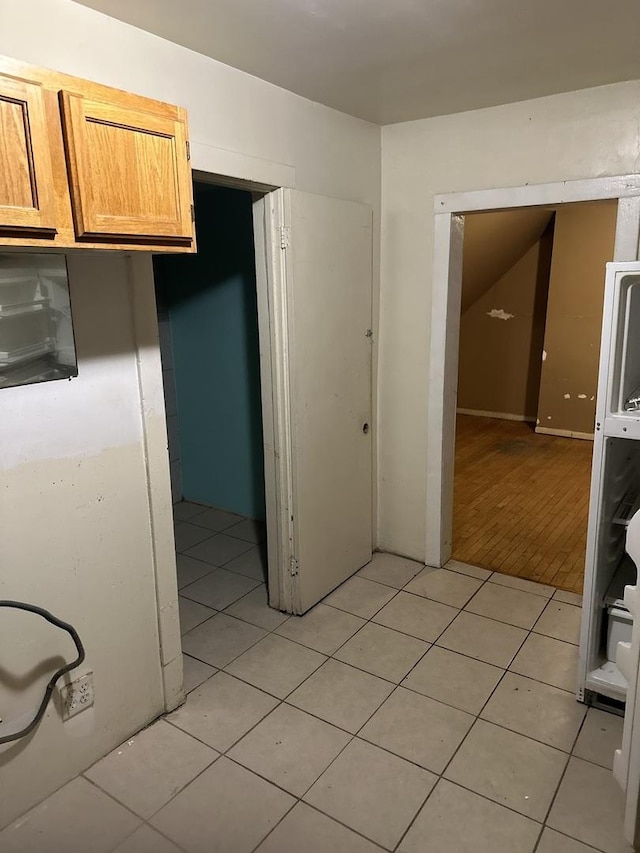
[452,415,592,593]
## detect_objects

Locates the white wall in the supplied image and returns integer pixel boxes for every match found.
[0,255,168,828]
[0,0,380,827]
[380,81,640,560]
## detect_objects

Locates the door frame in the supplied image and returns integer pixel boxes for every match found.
[133,167,297,711]
[252,188,297,612]
[426,175,640,570]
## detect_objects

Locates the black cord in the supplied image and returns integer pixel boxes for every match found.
[0,601,85,745]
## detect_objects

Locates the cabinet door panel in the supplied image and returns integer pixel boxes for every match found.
[0,75,57,234]
[60,92,193,243]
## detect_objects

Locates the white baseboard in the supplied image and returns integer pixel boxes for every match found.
[535,426,594,441]
[456,408,535,423]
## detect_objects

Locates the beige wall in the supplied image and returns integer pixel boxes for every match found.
[0,0,381,828]
[458,221,553,418]
[380,81,640,560]
[537,201,618,435]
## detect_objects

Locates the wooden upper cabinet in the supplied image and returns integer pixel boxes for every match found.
[0,55,195,251]
[0,74,57,236]
[60,93,193,244]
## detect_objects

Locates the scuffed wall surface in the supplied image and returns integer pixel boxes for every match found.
[537,201,618,435]
[0,255,166,828]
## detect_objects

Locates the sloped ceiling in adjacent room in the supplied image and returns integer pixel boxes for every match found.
[461,209,554,313]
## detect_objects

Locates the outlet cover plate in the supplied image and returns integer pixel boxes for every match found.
[59,672,94,721]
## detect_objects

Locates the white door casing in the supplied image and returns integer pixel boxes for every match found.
[427,177,640,569]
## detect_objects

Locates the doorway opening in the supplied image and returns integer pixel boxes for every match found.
[154,181,272,650]
[452,200,618,593]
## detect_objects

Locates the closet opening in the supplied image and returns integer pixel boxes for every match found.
[154,180,270,673]
[452,200,618,594]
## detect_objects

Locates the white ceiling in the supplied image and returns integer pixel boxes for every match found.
[73,0,640,124]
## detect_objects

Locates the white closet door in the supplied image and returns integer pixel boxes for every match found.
[268,189,373,614]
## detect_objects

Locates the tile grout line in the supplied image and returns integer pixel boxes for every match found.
[180,565,586,752]
[180,555,584,715]
[167,658,608,845]
[7,521,590,850]
[172,531,598,851]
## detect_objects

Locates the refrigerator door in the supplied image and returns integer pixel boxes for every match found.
[613,507,640,847]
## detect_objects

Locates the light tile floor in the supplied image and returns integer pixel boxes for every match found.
[0,501,630,853]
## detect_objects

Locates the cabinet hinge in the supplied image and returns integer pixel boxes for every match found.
[289,556,299,577]
[190,204,195,223]
[186,140,191,161]
[279,226,291,250]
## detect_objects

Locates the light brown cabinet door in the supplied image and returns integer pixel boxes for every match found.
[0,75,57,235]
[60,92,194,244]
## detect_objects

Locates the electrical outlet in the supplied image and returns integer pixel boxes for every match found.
[59,672,94,721]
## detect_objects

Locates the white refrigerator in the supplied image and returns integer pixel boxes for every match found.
[580,260,640,847]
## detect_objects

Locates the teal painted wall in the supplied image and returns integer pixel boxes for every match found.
[154,184,265,519]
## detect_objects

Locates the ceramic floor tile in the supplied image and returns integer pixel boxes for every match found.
[480,672,586,751]
[445,559,492,580]
[488,572,555,598]
[360,686,473,773]
[151,757,295,853]
[573,707,623,770]
[275,603,365,654]
[168,671,279,752]
[510,633,579,692]
[181,567,260,610]
[0,777,141,853]
[437,611,527,668]
[225,584,290,631]
[226,634,326,698]
[465,583,548,629]
[224,545,268,581]
[402,645,504,715]
[357,552,423,589]
[397,779,540,853]
[173,501,207,522]
[173,522,214,553]
[288,659,394,733]
[324,576,396,619]
[333,622,429,683]
[372,591,458,643]
[84,719,217,819]
[444,719,568,821]
[112,825,183,853]
[229,704,350,795]
[225,517,266,543]
[255,802,383,853]
[554,590,583,607]
[185,533,254,567]
[305,738,435,850]
[536,828,600,853]
[189,506,243,532]
[178,596,215,635]
[176,554,215,589]
[405,568,483,608]
[534,600,582,645]
[547,757,633,853]
[181,613,266,668]
[181,653,216,693]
